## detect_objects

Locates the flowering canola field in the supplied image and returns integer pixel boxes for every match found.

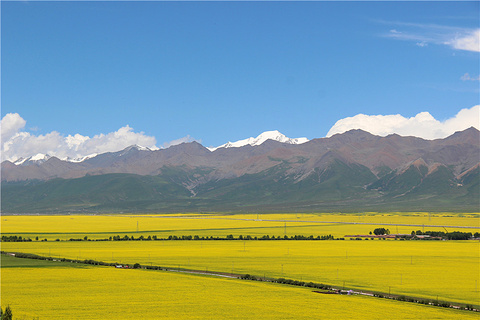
[1,213,479,318]
[1,212,478,239]
[3,239,479,306]
[1,255,478,320]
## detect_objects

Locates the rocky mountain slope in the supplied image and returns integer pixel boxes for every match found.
[2,128,479,213]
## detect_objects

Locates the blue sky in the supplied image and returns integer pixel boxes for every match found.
[1,1,479,160]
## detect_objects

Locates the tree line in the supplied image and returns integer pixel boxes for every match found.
[240,274,332,290]
[2,234,341,242]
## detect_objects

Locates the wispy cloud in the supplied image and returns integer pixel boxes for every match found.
[163,135,201,149]
[460,73,480,81]
[381,21,480,52]
[326,105,480,140]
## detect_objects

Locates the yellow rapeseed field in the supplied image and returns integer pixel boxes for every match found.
[3,238,479,306]
[1,255,478,320]
[2,212,479,318]
[1,212,478,239]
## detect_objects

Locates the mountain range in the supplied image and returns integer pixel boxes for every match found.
[2,128,479,213]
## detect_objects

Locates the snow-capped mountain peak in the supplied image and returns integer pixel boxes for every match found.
[14,153,52,166]
[208,130,309,151]
[118,144,153,155]
[132,144,153,151]
[61,153,98,163]
[125,144,160,152]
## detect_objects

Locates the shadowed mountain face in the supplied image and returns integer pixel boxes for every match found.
[2,128,479,213]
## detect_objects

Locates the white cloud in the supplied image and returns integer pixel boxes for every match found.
[76,125,158,156]
[383,21,480,52]
[461,73,480,81]
[447,29,480,52]
[326,105,480,140]
[1,113,26,143]
[1,114,159,162]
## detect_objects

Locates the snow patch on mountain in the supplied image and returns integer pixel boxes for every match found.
[12,144,161,166]
[208,130,309,151]
[61,153,98,163]
[14,153,51,166]
[117,144,157,156]
[133,144,156,151]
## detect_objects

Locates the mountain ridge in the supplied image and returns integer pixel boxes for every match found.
[2,128,479,213]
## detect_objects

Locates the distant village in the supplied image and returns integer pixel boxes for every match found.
[345,228,479,240]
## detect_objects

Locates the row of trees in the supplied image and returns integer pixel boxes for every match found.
[239,274,332,290]
[111,234,339,241]
[241,272,477,311]
[1,235,33,242]
[373,293,476,311]
[1,236,47,242]
[2,251,150,272]
[5,231,476,242]
[2,234,341,242]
